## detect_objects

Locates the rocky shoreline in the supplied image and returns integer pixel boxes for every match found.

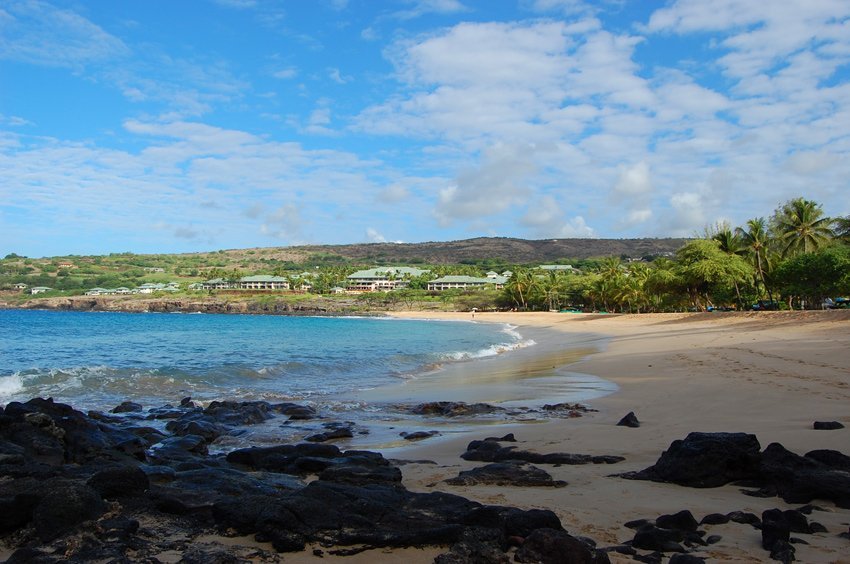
[1,295,377,316]
[2,396,849,562]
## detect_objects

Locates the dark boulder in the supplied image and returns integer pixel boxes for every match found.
[699,513,730,525]
[272,402,317,420]
[762,509,791,551]
[461,440,624,465]
[32,479,106,541]
[111,401,143,413]
[621,432,761,487]
[87,465,149,498]
[514,528,609,563]
[617,411,640,428]
[204,400,273,425]
[656,510,699,532]
[804,449,850,472]
[727,511,761,526]
[305,427,354,442]
[759,443,850,508]
[813,421,844,430]
[148,434,209,464]
[435,527,510,563]
[445,462,567,488]
[165,414,228,442]
[400,430,440,441]
[631,524,686,553]
[412,402,503,417]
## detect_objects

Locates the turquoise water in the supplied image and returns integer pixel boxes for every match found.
[0,309,528,411]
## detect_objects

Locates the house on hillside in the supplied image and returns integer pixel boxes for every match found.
[239,275,289,290]
[30,286,52,295]
[137,283,178,294]
[427,275,508,291]
[201,278,232,290]
[346,267,430,292]
[57,262,76,269]
[12,283,28,291]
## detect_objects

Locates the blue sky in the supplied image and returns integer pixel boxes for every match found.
[2,0,849,257]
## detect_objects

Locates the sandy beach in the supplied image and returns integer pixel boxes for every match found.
[317,310,850,563]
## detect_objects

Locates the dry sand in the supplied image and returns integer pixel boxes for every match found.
[334,310,850,563]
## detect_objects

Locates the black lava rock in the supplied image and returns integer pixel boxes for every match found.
[617,411,640,428]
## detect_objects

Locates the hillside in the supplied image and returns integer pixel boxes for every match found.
[295,237,687,265]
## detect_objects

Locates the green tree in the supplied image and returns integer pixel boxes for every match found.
[504,268,535,310]
[771,197,834,257]
[773,246,850,309]
[675,239,753,311]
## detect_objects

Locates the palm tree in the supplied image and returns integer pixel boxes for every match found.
[712,226,747,309]
[736,218,775,304]
[772,197,834,257]
[504,268,535,310]
[833,215,850,243]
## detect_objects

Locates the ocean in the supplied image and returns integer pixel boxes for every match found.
[0,309,615,449]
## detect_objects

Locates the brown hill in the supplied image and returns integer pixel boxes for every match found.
[296,237,687,265]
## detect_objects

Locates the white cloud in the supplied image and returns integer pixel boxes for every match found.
[366,228,387,243]
[0,0,129,69]
[613,161,652,197]
[273,67,298,79]
[328,67,351,84]
[521,195,595,238]
[665,192,705,235]
[261,204,304,240]
[213,0,258,8]
[394,0,469,20]
[435,143,536,224]
[0,114,32,127]
[377,184,411,203]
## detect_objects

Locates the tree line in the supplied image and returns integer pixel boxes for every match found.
[502,197,850,312]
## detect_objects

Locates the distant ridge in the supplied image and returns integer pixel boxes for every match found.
[292,237,688,264]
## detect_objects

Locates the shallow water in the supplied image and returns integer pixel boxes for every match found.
[0,309,615,451]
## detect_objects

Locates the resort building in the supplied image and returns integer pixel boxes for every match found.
[136,282,180,294]
[427,275,508,291]
[201,278,232,290]
[345,267,430,292]
[238,275,289,290]
[537,265,581,274]
[85,288,109,296]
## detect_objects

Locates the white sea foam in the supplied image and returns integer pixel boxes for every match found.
[0,373,25,398]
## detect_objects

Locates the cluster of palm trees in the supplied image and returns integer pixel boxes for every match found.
[503,198,848,312]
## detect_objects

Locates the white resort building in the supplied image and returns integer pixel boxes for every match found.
[345,267,430,292]
[427,275,508,291]
[238,275,289,290]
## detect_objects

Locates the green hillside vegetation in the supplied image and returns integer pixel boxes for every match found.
[2,197,848,313]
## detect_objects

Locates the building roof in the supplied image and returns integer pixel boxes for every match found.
[239,275,287,282]
[538,264,580,272]
[429,275,507,284]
